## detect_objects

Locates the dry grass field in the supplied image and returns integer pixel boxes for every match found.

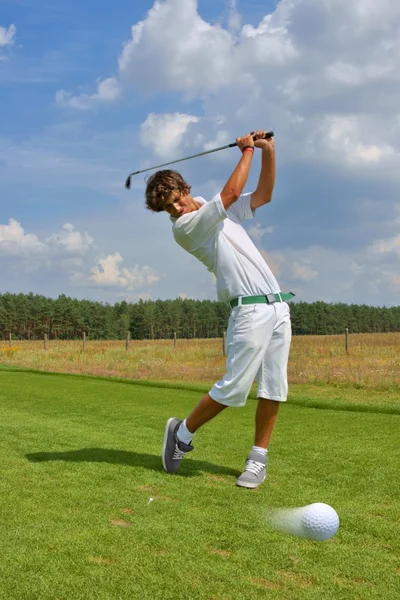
[1,332,399,391]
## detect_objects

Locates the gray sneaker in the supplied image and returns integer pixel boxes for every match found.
[236,450,267,489]
[162,417,194,474]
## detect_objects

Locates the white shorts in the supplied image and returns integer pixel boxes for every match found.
[209,301,292,407]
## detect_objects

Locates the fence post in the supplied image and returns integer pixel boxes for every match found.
[125,331,130,351]
[83,332,86,352]
[345,328,349,353]
[223,331,227,356]
[9,332,12,348]
[173,332,177,348]
[44,334,47,351]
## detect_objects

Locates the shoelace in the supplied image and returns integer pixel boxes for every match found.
[244,459,265,476]
[172,444,187,460]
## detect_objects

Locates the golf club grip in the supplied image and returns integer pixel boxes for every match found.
[260,131,274,140]
[228,131,274,148]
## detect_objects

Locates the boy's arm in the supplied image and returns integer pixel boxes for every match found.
[220,133,255,211]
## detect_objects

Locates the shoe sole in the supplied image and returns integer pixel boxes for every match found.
[162,417,178,473]
[236,474,266,489]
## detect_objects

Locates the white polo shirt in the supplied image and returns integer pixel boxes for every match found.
[170,193,281,303]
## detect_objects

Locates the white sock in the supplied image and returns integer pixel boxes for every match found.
[252,445,267,456]
[177,419,194,445]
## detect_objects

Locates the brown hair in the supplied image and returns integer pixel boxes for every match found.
[145,170,191,212]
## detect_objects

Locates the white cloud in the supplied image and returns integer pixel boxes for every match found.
[90,252,160,290]
[0,219,46,257]
[247,223,273,243]
[203,130,230,151]
[47,224,94,254]
[291,261,318,281]
[119,0,236,95]
[53,0,400,177]
[382,271,400,287]
[325,61,393,87]
[228,0,241,34]
[0,219,160,293]
[261,241,400,304]
[318,115,397,166]
[140,112,200,158]
[0,24,16,47]
[371,234,400,255]
[55,77,121,110]
[123,1,399,172]
[0,219,94,268]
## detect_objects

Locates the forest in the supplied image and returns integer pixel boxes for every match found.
[1,292,399,340]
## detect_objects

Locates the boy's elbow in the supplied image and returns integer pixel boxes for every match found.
[221,187,240,207]
[251,191,273,209]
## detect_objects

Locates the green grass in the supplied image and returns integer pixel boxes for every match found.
[1,364,400,415]
[0,370,399,599]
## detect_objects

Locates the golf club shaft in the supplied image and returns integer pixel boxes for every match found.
[125,131,274,188]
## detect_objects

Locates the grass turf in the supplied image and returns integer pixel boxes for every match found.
[0,370,399,599]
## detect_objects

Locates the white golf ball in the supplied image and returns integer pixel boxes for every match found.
[269,502,339,541]
[300,503,339,541]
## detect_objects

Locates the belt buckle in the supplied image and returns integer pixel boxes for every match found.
[266,292,282,303]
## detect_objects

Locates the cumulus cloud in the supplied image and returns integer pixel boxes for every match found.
[0,23,16,61]
[112,0,400,104]
[140,112,200,158]
[56,0,399,178]
[54,0,400,173]
[0,218,92,263]
[0,24,16,47]
[315,115,397,167]
[265,238,400,302]
[0,219,46,257]
[90,253,160,290]
[227,0,241,34]
[118,0,236,95]
[46,224,94,255]
[55,77,121,110]
[0,219,160,293]
[291,261,318,281]
[203,130,230,151]
[371,234,400,255]
[247,224,273,243]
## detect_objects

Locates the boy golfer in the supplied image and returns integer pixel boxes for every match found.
[145,130,293,489]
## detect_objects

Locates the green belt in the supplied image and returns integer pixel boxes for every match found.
[229,292,295,309]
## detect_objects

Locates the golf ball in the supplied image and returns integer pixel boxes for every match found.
[300,503,339,541]
[269,502,339,541]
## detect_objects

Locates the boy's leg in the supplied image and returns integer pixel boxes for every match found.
[237,303,291,489]
[185,393,228,433]
[162,394,227,474]
[236,399,281,490]
[254,398,280,448]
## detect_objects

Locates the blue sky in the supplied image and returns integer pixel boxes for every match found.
[1,0,399,306]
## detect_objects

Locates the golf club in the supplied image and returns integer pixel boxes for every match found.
[125,131,274,189]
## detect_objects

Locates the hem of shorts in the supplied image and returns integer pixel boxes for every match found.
[257,393,287,402]
[208,390,245,407]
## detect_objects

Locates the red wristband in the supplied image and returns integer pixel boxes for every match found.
[242,146,254,154]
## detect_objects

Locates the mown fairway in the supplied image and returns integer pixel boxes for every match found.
[0,369,399,599]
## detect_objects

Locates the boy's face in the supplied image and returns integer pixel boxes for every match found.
[163,189,200,218]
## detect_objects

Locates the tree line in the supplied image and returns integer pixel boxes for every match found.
[1,292,399,341]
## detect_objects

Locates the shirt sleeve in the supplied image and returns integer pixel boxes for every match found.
[227,192,255,222]
[172,193,228,252]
